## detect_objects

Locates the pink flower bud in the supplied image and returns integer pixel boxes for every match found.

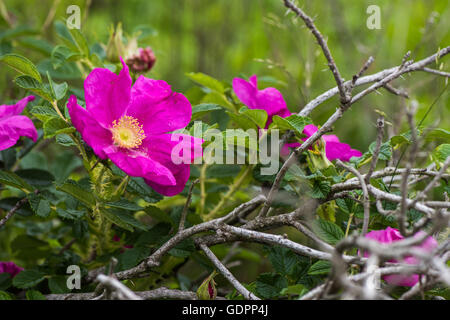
[126,47,156,73]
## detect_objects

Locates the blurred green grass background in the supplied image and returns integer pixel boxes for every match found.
[1,0,449,150]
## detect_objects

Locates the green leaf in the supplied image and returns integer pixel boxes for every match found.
[51,45,81,69]
[13,270,46,289]
[143,205,173,224]
[101,208,148,232]
[270,114,312,136]
[56,208,85,220]
[255,273,288,299]
[0,53,42,81]
[308,260,332,275]
[54,21,89,57]
[69,28,90,57]
[47,72,68,100]
[56,134,76,147]
[191,103,223,120]
[169,239,196,258]
[227,111,256,130]
[369,141,392,161]
[0,26,38,42]
[186,72,224,93]
[312,219,344,245]
[0,273,11,291]
[16,169,55,188]
[201,91,235,111]
[335,198,354,214]
[0,291,13,300]
[105,199,143,211]
[238,106,268,129]
[26,290,46,300]
[27,193,51,218]
[432,144,450,169]
[115,247,151,271]
[266,246,298,277]
[126,177,163,203]
[223,129,258,150]
[136,223,172,246]
[31,105,59,122]
[280,284,306,296]
[310,180,331,199]
[43,117,74,138]
[14,75,52,101]
[425,128,450,142]
[48,276,70,294]
[0,170,34,191]
[56,180,96,208]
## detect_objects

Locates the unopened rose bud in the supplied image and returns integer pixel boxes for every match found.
[196,271,218,300]
[125,47,156,73]
[106,23,126,63]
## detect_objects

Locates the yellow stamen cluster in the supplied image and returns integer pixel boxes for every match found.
[111,115,146,149]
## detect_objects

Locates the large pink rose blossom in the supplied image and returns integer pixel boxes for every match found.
[232,75,362,162]
[67,58,202,196]
[0,261,23,278]
[0,96,37,151]
[363,227,438,287]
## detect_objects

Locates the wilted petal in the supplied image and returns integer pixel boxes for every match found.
[84,58,131,127]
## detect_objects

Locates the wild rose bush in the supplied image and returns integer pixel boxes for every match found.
[0,1,449,301]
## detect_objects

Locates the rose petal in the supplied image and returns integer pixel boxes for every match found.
[0,115,37,150]
[104,145,176,187]
[232,77,258,108]
[131,76,172,103]
[127,90,192,136]
[0,96,35,118]
[84,58,131,127]
[67,95,113,159]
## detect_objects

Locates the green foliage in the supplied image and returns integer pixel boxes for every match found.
[0,0,448,301]
[311,219,344,245]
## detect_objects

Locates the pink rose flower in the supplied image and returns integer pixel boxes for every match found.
[232,75,291,128]
[0,96,37,151]
[364,227,438,287]
[300,124,362,161]
[232,75,362,162]
[0,261,23,278]
[67,58,202,196]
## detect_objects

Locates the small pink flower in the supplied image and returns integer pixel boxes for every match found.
[0,96,37,151]
[0,261,23,278]
[67,58,202,196]
[232,75,291,128]
[300,124,362,162]
[232,75,361,162]
[364,227,438,287]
